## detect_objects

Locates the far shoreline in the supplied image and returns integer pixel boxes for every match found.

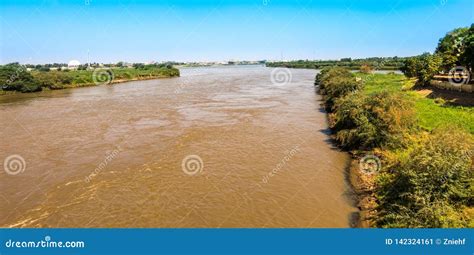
[0,75,179,97]
[0,64,180,96]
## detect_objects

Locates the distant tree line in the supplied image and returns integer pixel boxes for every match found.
[13,61,182,72]
[266,57,406,70]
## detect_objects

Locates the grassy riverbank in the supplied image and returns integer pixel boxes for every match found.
[316,67,473,228]
[355,73,474,134]
[0,63,180,94]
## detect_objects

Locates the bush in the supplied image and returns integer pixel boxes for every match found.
[375,128,473,228]
[400,53,442,85]
[0,63,42,92]
[316,67,363,110]
[325,75,362,100]
[329,91,416,150]
[315,68,326,86]
[315,66,353,90]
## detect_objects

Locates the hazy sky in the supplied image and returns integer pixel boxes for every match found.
[1,0,473,64]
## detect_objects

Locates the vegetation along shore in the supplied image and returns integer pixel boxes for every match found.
[266,57,405,70]
[316,24,473,228]
[0,62,180,94]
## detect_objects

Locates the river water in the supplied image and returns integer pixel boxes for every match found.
[0,66,356,227]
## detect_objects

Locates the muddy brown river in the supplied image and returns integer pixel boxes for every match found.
[0,66,356,228]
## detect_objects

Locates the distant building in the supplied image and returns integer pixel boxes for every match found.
[68,60,81,69]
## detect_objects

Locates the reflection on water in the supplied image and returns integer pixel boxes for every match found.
[0,66,356,227]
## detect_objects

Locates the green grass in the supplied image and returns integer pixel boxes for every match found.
[355,73,474,134]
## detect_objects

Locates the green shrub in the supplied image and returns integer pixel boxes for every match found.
[325,75,362,100]
[20,82,42,92]
[316,66,353,90]
[34,71,74,89]
[375,128,473,228]
[329,91,416,150]
[316,67,363,110]
[400,53,442,85]
[0,63,42,92]
[315,68,328,87]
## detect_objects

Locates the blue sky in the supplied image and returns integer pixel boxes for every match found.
[0,0,473,64]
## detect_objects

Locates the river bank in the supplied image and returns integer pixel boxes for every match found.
[316,67,473,228]
[0,75,181,96]
[0,64,180,94]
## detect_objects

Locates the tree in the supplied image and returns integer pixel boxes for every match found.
[400,57,420,78]
[400,53,442,85]
[417,53,442,84]
[460,24,474,72]
[435,27,469,72]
